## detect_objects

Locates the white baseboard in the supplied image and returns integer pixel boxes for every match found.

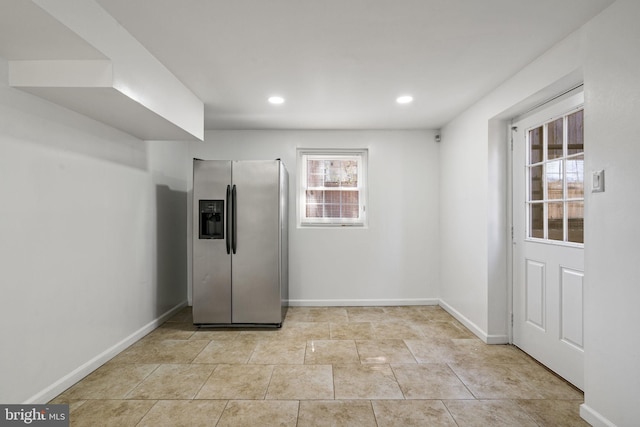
[288,298,439,307]
[25,301,188,404]
[483,334,509,345]
[438,299,508,344]
[580,404,618,427]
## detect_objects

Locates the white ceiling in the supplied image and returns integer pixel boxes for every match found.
[1,0,613,131]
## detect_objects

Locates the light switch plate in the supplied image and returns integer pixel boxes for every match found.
[592,170,605,193]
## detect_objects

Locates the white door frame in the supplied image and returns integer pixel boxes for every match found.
[507,122,515,344]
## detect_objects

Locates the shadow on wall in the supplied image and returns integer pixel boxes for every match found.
[155,184,188,317]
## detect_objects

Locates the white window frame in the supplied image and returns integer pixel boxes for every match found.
[297,148,368,227]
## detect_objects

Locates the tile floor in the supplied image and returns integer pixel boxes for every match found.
[50,306,589,426]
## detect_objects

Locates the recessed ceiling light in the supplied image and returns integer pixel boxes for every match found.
[396,95,414,104]
[268,96,285,105]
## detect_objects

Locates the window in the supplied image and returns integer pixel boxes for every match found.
[526,108,584,244]
[298,149,368,226]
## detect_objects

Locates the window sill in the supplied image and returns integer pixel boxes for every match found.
[298,222,368,229]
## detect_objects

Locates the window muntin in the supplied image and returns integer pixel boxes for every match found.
[526,109,584,244]
[298,149,367,226]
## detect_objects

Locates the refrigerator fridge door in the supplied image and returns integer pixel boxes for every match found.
[231,160,283,324]
[192,160,232,324]
[279,161,289,321]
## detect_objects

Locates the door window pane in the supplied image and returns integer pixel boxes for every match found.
[529,165,543,201]
[568,110,584,155]
[547,117,564,160]
[566,155,584,199]
[568,201,584,243]
[530,203,544,239]
[546,160,563,200]
[529,126,543,164]
[548,202,564,241]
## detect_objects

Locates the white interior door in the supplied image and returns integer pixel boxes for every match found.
[512,91,585,390]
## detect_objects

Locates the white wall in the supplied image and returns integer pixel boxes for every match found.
[581,1,640,425]
[0,56,189,403]
[440,1,640,424]
[188,130,440,306]
[439,29,586,342]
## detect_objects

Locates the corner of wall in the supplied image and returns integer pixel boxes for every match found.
[579,403,618,427]
[25,301,187,404]
[439,299,508,344]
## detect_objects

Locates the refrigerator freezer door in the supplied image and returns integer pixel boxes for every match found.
[192,160,232,324]
[232,160,282,324]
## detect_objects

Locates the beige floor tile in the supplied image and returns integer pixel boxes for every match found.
[278,321,331,340]
[165,306,193,323]
[298,400,377,427]
[305,340,360,364]
[216,400,299,427]
[58,363,157,400]
[452,339,533,364]
[515,362,584,399]
[391,363,474,399]
[237,328,283,340]
[125,363,215,399]
[346,306,388,322]
[110,339,210,364]
[142,322,197,341]
[382,305,434,323]
[137,400,227,427]
[330,322,375,339]
[192,339,256,364]
[516,399,589,427]
[444,399,538,427]
[356,339,417,364]
[314,307,350,322]
[448,363,546,399]
[419,321,476,339]
[404,338,460,363]
[196,364,274,399]
[189,329,240,341]
[287,307,349,323]
[266,364,334,400]
[248,339,306,364]
[372,322,424,339]
[452,358,582,400]
[333,364,404,399]
[69,400,156,427]
[419,306,457,321]
[49,396,88,412]
[48,305,588,425]
[372,400,457,426]
[283,307,309,322]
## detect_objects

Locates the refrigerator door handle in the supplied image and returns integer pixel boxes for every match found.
[232,184,237,254]
[225,184,231,254]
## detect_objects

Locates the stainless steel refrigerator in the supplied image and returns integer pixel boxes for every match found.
[192,159,288,326]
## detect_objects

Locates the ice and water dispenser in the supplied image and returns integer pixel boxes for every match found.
[199,200,224,239]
